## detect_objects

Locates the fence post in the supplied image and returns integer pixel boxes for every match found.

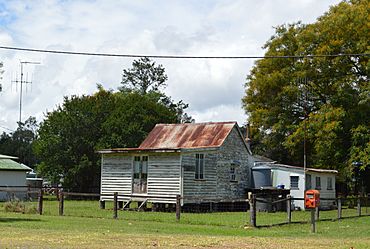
[357,197,361,217]
[287,195,291,224]
[27,184,31,200]
[310,209,316,233]
[38,189,43,215]
[176,195,181,221]
[56,187,59,201]
[113,192,118,219]
[59,192,64,216]
[366,196,368,214]
[337,198,342,219]
[100,200,105,209]
[249,194,256,227]
[315,206,320,221]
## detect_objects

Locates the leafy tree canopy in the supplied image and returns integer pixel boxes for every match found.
[120,57,168,94]
[0,117,38,167]
[242,0,369,187]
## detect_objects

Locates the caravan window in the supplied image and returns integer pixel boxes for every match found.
[327,177,333,190]
[290,176,299,189]
[315,176,321,190]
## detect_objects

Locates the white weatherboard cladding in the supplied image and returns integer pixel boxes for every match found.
[0,171,28,201]
[272,169,305,209]
[272,167,336,210]
[307,172,336,209]
[100,154,181,203]
[101,155,132,201]
[147,155,181,203]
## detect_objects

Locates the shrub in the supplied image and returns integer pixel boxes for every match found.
[4,198,37,214]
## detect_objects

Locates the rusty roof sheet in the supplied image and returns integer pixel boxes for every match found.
[138,122,237,149]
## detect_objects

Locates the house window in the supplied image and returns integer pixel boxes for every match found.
[134,156,148,180]
[290,176,299,189]
[195,153,204,179]
[315,176,321,190]
[230,164,236,181]
[305,174,312,190]
[327,177,333,190]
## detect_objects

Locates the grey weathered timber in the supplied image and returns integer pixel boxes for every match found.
[311,209,316,233]
[183,127,250,204]
[250,194,256,227]
[100,200,105,209]
[176,195,181,221]
[118,201,123,209]
[38,189,43,215]
[315,206,320,221]
[337,198,342,219]
[59,192,64,216]
[357,197,361,216]
[113,192,118,219]
[287,195,291,223]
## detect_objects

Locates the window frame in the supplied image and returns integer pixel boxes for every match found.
[290,175,299,190]
[195,153,205,180]
[133,155,148,180]
[327,177,333,190]
[230,163,237,182]
[315,176,321,190]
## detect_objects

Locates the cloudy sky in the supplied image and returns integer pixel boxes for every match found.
[0,0,341,132]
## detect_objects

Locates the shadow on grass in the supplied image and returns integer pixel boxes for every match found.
[0,217,42,223]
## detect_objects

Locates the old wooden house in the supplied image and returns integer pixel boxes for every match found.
[98,121,252,209]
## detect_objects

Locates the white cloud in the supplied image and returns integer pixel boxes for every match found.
[0,0,341,132]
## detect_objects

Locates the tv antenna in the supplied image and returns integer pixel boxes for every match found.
[12,61,40,124]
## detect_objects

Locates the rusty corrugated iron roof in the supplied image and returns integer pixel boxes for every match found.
[138,121,237,149]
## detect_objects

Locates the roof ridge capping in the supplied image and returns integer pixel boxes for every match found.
[154,121,238,126]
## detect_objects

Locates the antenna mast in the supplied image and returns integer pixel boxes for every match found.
[12,61,40,124]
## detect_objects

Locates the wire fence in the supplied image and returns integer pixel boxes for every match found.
[249,194,370,228]
[1,186,369,228]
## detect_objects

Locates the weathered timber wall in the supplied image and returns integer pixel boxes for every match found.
[147,154,181,203]
[101,153,181,203]
[216,126,251,199]
[101,154,132,201]
[182,126,251,203]
[182,151,218,201]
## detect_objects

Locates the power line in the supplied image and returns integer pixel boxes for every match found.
[0,45,369,60]
[0,125,14,132]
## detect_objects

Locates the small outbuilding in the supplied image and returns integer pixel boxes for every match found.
[0,154,32,201]
[98,122,252,209]
[252,160,337,210]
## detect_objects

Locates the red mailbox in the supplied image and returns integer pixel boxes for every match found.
[305,189,320,209]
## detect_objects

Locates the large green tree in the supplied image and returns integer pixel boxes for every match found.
[34,59,192,192]
[242,0,369,189]
[0,117,38,167]
[34,88,116,191]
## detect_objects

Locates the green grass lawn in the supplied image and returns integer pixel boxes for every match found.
[1,199,370,248]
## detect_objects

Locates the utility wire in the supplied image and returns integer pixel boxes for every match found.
[0,45,369,59]
[0,125,14,132]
